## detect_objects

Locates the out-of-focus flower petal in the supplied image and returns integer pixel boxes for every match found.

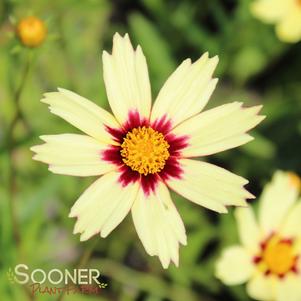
[276,11,301,43]
[235,207,262,253]
[216,245,254,285]
[259,171,299,236]
[251,0,294,23]
[280,200,301,238]
[277,275,301,301]
[247,273,277,301]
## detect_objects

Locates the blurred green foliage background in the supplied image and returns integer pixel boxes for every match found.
[0,0,301,300]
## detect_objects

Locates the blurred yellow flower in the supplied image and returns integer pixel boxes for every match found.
[31,33,264,268]
[251,0,301,43]
[216,171,301,301]
[17,16,47,47]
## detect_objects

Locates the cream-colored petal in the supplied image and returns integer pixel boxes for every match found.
[102,33,151,125]
[251,0,295,23]
[247,273,277,301]
[70,172,139,241]
[294,239,301,255]
[41,88,118,144]
[259,171,299,236]
[235,207,262,253]
[298,255,301,271]
[276,11,301,43]
[172,102,264,157]
[167,159,253,213]
[277,275,301,301]
[151,53,218,128]
[131,181,186,268]
[280,200,301,238]
[215,245,254,285]
[31,134,115,176]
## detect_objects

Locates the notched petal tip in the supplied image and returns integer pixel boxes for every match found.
[42,91,58,98]
[113,32,121,40]
[240,177,250,186]
[238,203,249,209]
[183,58,192,65]
[246,135,255,142]
[79,231,96,242]
[73,228,80,235]
[211,77,219,87]
[220,207,229,214]
[39,135,49,142]
[161,260,170,269]
[48,165,57,174]
[215,205,228,214]
[68,210,76,218]
[102,50,110,59]
[211,54,219,63]
[202,51,209,59]
[73,221,83,235]
[249,104,264,116]
[30,145,38,152]
[124,33,130,42]
[100,230,109,238]
[246,191,256,199]
[31,153,39,160]
[40,97,49,104]
[257,115,266,124]
[112,32,131,47]
[172,255,180,268]
[31,155,39,162]
[57,87,67,93]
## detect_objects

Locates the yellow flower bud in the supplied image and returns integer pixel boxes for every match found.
[17,16,47,48]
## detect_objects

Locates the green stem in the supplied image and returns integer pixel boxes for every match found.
[90,259,215,301]
[7,51,32,249]
[56,239,98,301]
[7,51,34,301]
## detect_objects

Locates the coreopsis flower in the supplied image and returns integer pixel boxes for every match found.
[31,33,264,268]
[17,16,47,47]
[251,0,301,43]
[216,171,301,301]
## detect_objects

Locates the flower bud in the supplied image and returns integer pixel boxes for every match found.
[17,16,47,48]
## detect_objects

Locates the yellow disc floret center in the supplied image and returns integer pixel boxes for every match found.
[120,126,170,176]
[263,239,295,275]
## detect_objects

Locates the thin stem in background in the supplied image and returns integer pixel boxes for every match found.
[56,239,99,301]
[7,51,32,251]
[7,50,37,301]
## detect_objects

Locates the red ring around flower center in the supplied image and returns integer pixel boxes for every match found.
[102,111,188,195]
[253,234,299,278]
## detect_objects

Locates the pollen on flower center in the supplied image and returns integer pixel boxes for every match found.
[120,126,170,176]
[262,238,296,275]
